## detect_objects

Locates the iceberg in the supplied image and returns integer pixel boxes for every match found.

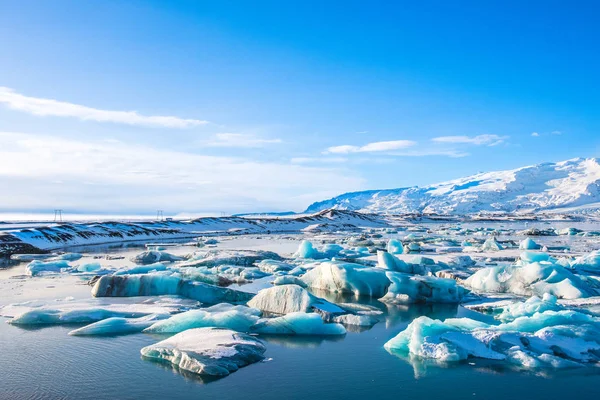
[570,250,600,274]
[68,314,167,336]
[256,259,294,274]
[481,237,504,251]
[379,272,466,304]
[183,249,282,267]
[251,312,346,335]
[9,307,155,325]
[377,251,425,274]
[272,276,307,287]
[26,260,70,276]
[301,261,391,297]
[384,310,600,368]
[144,304,260,333]
[493,295,562,322]
[76,262,103,273]
[293,240,344,259]
[114,262,167,275]
[91,274,254,304]
[131,251,183,265]
[140,328,266,376]
[386,239,404,255]
[463,261,597,299]
[519,238,541,250]
[247,285,344,316]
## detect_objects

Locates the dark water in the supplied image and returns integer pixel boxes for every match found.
[2,304,600,400]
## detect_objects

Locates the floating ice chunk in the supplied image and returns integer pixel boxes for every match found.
[76,262,102,273]
[91,274,254,304]
[184,250,282,267]
[519,238,541,250]
[379,272,466,304]
[144,304,260,333]
[26,260,70,276]
[386,239,404,255]
[301,261,391,297]
[406,243,421,253]
[251,312,346,335]
[519,251,551,263]
[247,285,343,315]
[570,250,600,274]
[293,240,322,259]
[256,259,294,274]
[557,227,583,236]
[68,314,167,336]
[272,276,307,287]
[481,237,504,251]
[131,251,183,265]
[174,267,233,286]
[114,262,167,275]
[332,313,380,327]
[384,316,502,362]
[9,308,154,325]
[377,251,408,272]
[448,255,475,268]
[140,328,266,377]
[464,262,597,299]
[494,295,562,322]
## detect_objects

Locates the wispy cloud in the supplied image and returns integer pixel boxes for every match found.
[204,133,282,148]
[325,140,416,154]
[531,132,540,137]
[0,132,362,213]
[431,134,508,146]
[0,87,208,128]
[291,157,348,164]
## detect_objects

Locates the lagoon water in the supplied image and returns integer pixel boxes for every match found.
[2,223,600,400]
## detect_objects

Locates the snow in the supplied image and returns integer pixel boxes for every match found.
[143,304,260,333]
[68,314,167,336]
[131,251,183,265]
[301,261,391,297]
[305,158,600,214]
[251,312,346,335]
[247,285,344,315]
[91,274,255,304]
[379,272,466,304]
[140,328,266,376]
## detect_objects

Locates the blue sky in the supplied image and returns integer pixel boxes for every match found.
[0,1,599,215]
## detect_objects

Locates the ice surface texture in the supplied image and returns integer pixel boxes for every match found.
[140,327,266,376]
[251,312,346,335]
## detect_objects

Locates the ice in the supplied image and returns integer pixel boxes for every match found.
[570,250,600,274]
[76,262,102,273]
[131,251,183,265]
[464,261,597,299]
[386,239,404,254]
[333,313,380,327]
[114,262,167,275]
[384,309,600,368]
[520,238,541,250]
[68,314,167,336]
[91,274,254,304]
[140,328,266,376]
[480,237,504,251]
[519,251,551,263]
[247,284,344,315]
[377,251,425,274]
[379,272,466,304]
[144,304,260,333]
[301,261,391,297]
[252,312,346,335]
[183,250,282,267]
[256,259,294,274]
[272,276,307,287]
[493,295,562,322]
[26,260,70,276]
[293,240,343,259]
[9,307,156,325]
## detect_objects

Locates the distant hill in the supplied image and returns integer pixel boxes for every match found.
[305,158,600,215]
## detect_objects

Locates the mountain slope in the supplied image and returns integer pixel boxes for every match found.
[305,158,600,215]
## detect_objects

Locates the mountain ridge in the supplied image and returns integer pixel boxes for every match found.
[305,157,600,215]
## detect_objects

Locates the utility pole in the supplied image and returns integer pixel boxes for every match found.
[53,209,63,222]
[156,210,164,221]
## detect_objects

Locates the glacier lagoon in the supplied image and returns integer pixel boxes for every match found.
[2,218,600,399]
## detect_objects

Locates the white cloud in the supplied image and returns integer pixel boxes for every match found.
[0,87,208,128]
[204,133,282,148]
[325,140,416,154]
[0,132,363,213]
[431,134,508,146]
[531,132,540,137]
[551,130,562,135]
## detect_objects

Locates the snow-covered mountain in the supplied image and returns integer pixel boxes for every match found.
[305,158,600,215]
